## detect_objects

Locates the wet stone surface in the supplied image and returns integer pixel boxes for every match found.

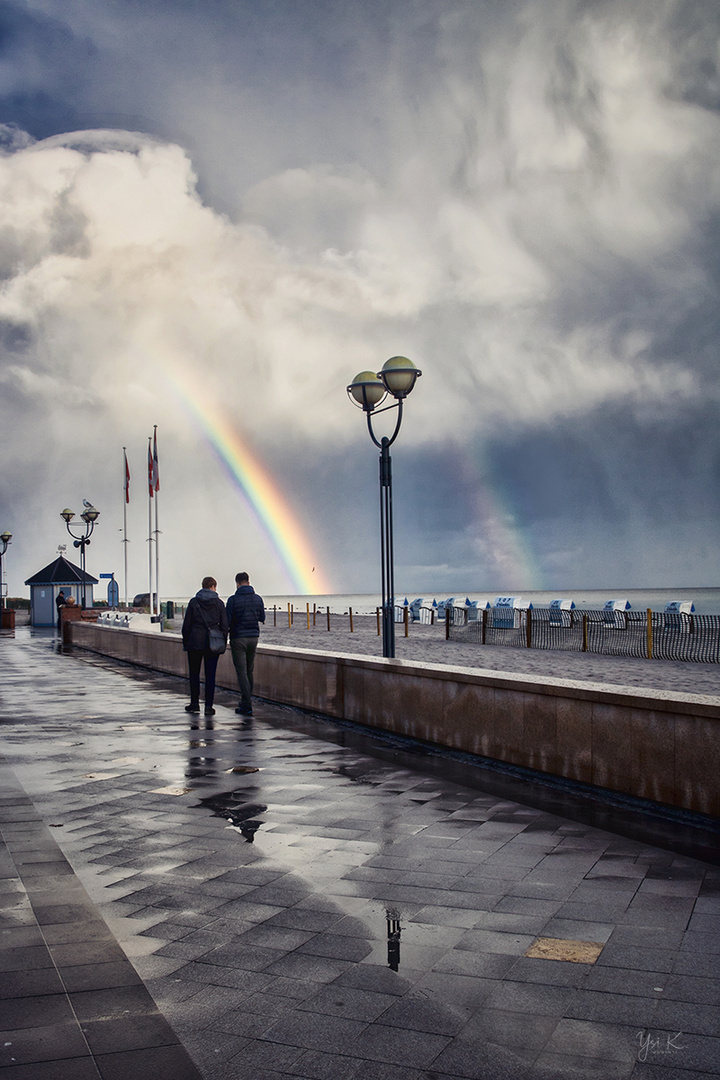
[1,626,719,1080]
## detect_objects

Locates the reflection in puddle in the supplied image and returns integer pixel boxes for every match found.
[234,820,262,842]
[199,788,267,843]
[386,909,403,971]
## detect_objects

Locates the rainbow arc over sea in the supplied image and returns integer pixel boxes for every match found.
[166,374,330,595]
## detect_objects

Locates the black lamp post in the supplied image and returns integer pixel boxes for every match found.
[0,531,11,611]
[347,356,422,658]
[60,505,99,609]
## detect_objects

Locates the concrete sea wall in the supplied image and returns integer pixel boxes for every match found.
[69,622,720,818]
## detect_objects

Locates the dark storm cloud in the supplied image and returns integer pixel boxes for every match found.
[0,2,99,136]
[0,0,405,211]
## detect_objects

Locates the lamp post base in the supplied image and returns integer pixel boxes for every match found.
[381,602,395,659]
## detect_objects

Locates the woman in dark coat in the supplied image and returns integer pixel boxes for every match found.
[181,576,228,715]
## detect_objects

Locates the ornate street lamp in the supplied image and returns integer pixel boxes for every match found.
[0,531,11,611]
[347,356,422,658]
[60,505,99,609]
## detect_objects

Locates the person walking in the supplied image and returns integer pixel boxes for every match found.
[182,577,228,716]
[226,571,265,716]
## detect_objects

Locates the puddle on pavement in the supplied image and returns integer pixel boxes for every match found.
[198,788,267,842]
[197,779,340,845]
[194,787,409,964]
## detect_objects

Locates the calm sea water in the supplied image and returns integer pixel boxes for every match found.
[195,587,720,616]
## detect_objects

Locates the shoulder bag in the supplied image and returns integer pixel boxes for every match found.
[197,603,227,655]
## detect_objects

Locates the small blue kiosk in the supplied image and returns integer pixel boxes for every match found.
[25,555,98,626]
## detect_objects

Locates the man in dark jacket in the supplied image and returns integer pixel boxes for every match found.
[226,572,265,716]
[182,577,229,716]
[55,590,67,630]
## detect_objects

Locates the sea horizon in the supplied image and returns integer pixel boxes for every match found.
[167,586,720,615]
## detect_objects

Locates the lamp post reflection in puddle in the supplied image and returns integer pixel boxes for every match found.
[386,910,403,971]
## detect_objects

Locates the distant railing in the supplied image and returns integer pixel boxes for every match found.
[449,606,720,663]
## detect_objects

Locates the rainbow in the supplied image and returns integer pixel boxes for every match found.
[460,444,545,590]
[162,373,330,595]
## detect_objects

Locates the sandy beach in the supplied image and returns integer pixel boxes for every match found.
[237,611,720,697]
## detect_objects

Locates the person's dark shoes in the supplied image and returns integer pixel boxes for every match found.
[204,706,216,715]
[185,703,200,714]
[235,706,253,716]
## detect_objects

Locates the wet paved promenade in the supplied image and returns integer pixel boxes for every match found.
[1,626,719,1080]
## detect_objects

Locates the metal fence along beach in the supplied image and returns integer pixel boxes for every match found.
[449,605,720,663]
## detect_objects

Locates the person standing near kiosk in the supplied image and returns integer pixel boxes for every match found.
[55,590,66,630]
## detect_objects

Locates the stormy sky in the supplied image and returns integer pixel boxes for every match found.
[1,0,719,599]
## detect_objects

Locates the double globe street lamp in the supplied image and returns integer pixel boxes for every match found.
[0,531,11,611]
[60,504,100,609]
[347,356,422,659]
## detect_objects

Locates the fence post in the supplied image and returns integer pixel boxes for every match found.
[647,608,653,660]
[404,606,409,637]
[313,603,316,627]
[445,607,450,640]
[376,607,381,636]
[526,607,532,649]
[306,603,310,630]
[288,603,291,628]
[273,604,277,627]
[326,606,330,632]
[349,607,354,632]
[582,613,588,652]
[482,606,487,644]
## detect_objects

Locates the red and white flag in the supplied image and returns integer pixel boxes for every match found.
[124,449,130,504]
[152,426,160,493]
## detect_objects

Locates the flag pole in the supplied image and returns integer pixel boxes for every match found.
[153,425,160,618]
[147,436,154,610]
[154,490,160,617]
[123,447,130,609]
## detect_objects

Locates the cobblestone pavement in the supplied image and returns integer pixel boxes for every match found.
[1,626,719,1080]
